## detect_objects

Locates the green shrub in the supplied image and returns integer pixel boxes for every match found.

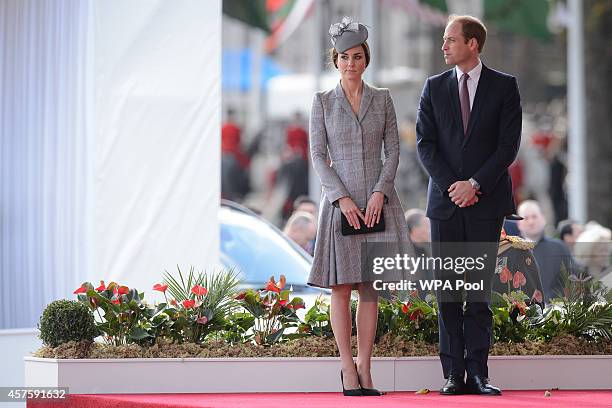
[39,300,99,347]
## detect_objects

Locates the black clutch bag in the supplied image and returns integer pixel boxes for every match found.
[341,208,385,236]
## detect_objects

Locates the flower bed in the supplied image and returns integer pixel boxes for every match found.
[26,266,612,393]
[33,265,612,358]
[32,334,612,360]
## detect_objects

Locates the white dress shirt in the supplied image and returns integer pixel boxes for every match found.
[456,60,482,110]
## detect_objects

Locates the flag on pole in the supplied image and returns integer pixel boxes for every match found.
[484,0,552,41]
[223,0,315,53]
[383,0,448,26]
[265,0,315,52]
[415,0,554,41]
[223,0,270,33]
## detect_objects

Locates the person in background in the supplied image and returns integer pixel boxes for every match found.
[292,195,319,252]
[294,195,318,219]
[274,112,310,221]
[404,208,430,255]
[283,211,317,255]
[517,200,575,301]
[574,222,612,283]
[404,208,432,300]
[221,107,250,201]
[557,219,583,256]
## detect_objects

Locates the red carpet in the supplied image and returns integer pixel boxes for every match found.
[27,391,612,408]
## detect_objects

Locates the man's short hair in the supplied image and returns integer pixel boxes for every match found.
[447,14,487,53]
[517,199,543,216]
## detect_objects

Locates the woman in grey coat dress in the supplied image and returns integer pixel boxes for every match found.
[307,18,410,396]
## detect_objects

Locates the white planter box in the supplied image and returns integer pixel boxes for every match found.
[24,355,612,394]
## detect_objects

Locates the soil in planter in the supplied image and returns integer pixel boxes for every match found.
[33,334,612,359]
[490,334,612,356]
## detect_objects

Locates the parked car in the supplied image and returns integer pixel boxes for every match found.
[219,200,329,308]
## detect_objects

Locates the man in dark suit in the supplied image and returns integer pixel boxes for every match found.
[416,15,521,396]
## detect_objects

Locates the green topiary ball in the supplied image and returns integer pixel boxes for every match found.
[38,299,99,347]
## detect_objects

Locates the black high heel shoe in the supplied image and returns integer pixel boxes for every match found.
[340,369,363,396]
[355,363,385,396]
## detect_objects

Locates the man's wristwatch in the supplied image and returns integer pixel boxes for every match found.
[468,178,480,191]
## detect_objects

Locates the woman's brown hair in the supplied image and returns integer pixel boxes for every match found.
[328,42,371,69]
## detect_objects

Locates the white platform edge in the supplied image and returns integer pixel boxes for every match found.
[24,355,612,393]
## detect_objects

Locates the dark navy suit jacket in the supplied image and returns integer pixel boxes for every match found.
[416,64,522,220]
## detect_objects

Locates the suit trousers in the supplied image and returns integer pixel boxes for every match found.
[429,209,504,379]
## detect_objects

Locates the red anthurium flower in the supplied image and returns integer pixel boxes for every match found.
[117,286,129,295]
[401,302,411,314]
[196,316,209,325]
[278,275,286,290]
[111,298,121,305]
[279,299,288,306]
[532,289,543,304]
[182,299,195,309]
[499,266,512,284]
[95,281,106,292]
[409,309,423,321]
[170,299,178,306]
[512,271,527,289]
[73,285,87,294]
[191,284,208,296]
[512,300,526,315]
[153,283,168,293]
[265,277,281,294]
[265,275,287,293]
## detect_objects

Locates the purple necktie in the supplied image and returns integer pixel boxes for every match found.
[460,73,470,135]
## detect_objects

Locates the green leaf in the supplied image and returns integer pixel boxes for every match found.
[265,328,284,344]
[129,327,152,340]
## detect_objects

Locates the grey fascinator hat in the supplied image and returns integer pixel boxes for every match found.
[329,17,368,53]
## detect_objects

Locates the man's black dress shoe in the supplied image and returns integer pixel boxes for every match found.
[439,374,465,395]
[465,376,502,396]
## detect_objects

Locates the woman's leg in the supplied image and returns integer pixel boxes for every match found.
[355,282,378,388]
[331,284,359,389]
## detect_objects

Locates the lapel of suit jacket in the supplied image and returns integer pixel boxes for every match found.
[357,81,374,123]
[334,81,358,124]
[447,69,463,135]
[463,64,492,148]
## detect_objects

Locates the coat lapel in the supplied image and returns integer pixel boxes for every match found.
[334,81,358,123]
[447,69,463,134]
[462,64,491,148]
[334,81,374,124]
[357,82,374,123]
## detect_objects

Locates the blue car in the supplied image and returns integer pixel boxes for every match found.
[220,200,328,299]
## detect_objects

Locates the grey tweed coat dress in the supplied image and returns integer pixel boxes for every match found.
[307,81,410,288]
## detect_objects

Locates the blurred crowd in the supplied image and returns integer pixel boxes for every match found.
[220,102,611,293]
